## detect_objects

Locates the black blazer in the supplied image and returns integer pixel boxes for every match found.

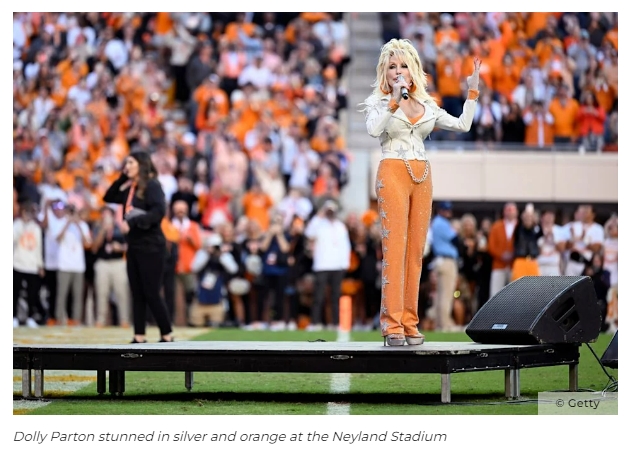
[103,175,166,252]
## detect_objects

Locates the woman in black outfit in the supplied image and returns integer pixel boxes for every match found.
[103,151,174,343]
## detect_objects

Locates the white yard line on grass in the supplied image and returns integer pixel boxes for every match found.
[327,329,351,415]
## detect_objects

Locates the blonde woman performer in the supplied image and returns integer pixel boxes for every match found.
[361,38,480,346]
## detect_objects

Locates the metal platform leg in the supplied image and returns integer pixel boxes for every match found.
[34,369,44,398]
[505,369,520,399]
[185,371,194,391]
[118,371,125,395]
[569,363,579,392]
[97,370,106,395]
[21,369,31,398]
[109,370,125,396]
[441,373,451,403]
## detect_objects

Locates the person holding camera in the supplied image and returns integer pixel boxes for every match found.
[38,198,67,325]
[49,202,91,326]
[257,212,292,331]
[91,206,130,328]
[304,200,351,331]
[190,233,239,327]
[103,151,174,343]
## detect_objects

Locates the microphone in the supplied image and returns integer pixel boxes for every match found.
[398,75,409,100]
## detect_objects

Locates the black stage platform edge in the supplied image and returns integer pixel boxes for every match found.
[14,341,581,404]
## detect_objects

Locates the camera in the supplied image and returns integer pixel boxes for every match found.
[51,201,65,211]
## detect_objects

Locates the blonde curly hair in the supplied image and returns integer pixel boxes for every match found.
[369,38,435,103]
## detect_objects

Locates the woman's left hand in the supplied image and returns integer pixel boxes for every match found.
[467,57,482,91]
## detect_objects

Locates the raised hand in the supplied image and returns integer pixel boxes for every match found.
[467,57,482,91]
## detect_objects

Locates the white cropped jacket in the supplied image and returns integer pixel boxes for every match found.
[363,93,477,161]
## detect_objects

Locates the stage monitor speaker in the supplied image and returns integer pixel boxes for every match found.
[600,331,618,369]
[466,276,601,345]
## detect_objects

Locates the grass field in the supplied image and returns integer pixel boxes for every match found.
[16,329,617,415]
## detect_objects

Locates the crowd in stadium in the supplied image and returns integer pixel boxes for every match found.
[13,12,617,333]
[380,12,619,150]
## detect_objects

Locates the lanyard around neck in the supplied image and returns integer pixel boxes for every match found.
[125,182,137,213]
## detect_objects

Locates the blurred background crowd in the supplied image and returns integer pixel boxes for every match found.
[13,12,617,334]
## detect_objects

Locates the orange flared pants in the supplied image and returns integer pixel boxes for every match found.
[375,159,432,337]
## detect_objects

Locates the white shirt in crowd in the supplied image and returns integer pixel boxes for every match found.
[304,215,350,272]
[13,219,44,274]
[279,133,298,176]
[39,209,62,271]
[603,236,618,287]
[563,220,605,276]
[289,148,320,191]
[158,173,178,204]
[504,219,516,240]
[276,194,313,229]
[104,38,129,70]
[49,217,91,273]
[537,224,565,275]
[238,64,273,90]
[67,84,92,110]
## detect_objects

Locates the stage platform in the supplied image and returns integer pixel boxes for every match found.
[13,341,581,403]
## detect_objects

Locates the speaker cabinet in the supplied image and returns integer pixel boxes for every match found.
[466,276,602,345]
[601,331,618,369]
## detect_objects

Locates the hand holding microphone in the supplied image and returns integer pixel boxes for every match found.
[393,75,409,102]
[398,75,409,100]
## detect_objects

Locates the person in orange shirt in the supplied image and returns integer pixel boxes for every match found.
[436,43,464,118]
[435,13,460,48]
[591,68,616,114]
[241,181,273,232]
[508,32,533,69]
[577,91,607,152]
[462,38,492,89]
[523,100,554,148]
[199,180,233,230]
[193,74,229,117]
[548,84,579,145]
[487,202,518,298]
[493,54,521,102]
[224,12,256,42]
[603,25,618,51]
[170,199,203,325]
[218,40,247,98]
[524,12,552,40]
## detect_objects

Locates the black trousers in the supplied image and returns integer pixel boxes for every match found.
[162,260,176,325]
[126,248,173,336]
[257,273,288,322]
[44,269,57,319]
[311,270,345,325]
[14,270,45,321]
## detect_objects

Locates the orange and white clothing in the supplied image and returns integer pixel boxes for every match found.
[537,224,565,276]
[363,88,477,338]
[172,216,202,275]
[13,218,44,274]
[488,218,516,297]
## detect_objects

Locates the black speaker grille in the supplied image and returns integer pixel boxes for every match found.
[472,277,586,331]
[466,276,599,344]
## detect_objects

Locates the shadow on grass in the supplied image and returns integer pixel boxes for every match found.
[14,390,527,406]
